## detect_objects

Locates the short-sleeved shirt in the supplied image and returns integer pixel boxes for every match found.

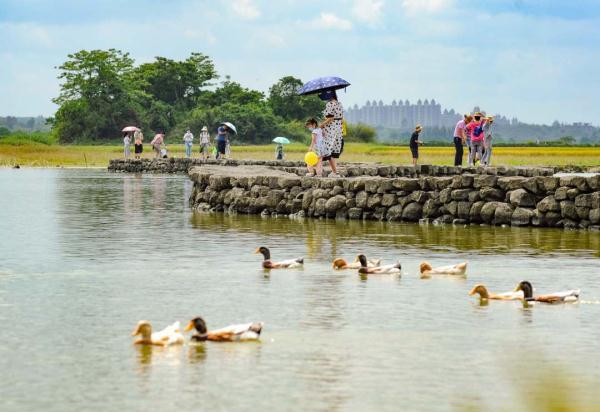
[466,121,485,142]
[216,126,227,142]
[410,131,420,148]
[123,136,131,145]
[200,131,210,144]
[183,132,194,143]
[453,120,466,138]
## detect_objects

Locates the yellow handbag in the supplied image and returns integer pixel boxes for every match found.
[342,119,347,137]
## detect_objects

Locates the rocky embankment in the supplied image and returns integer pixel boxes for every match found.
[188,165,600,230]
[109,158,568,177]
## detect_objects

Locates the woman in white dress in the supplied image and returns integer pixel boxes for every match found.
[319,90,344,178]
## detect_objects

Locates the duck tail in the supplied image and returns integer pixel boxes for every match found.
[394,262,402,269]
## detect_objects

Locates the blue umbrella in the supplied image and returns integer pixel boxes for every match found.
[297,76,351,96]
[273,137,290,144]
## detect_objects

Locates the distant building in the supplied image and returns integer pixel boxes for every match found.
[345,100,514,129]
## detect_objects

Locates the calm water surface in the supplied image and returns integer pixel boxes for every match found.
[1,169,599,411]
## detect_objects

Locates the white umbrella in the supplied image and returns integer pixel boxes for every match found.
[122,126,140,132]
[221,122,237,134]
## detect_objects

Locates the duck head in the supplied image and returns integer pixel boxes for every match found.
[419,262,432,274]
[132,320,152,339]
[332,258,347,269]
[469,284,489,299]
[185,317,208,340]
[255,246,271,260]
[357,254,368,268]
[514,281,535,301]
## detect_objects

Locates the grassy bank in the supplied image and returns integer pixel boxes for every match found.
[1,141,599,168]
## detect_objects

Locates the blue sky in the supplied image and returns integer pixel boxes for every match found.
[1,0,599,125]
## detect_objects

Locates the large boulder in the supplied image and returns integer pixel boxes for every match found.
[559,175,589,191]
[457,201,472,219]
[575,194,594,208]
[348,207,363,219]
[480,202,500,223]
[402,202,423,221]
[493,203,514,225]
[590,208,600,224]
[325,195,347,213]
[355,191,368,208]
[536,195,560,213]
[386,205,404,221]
[367,194,382,209]
[509,188,536,207]
[392,178,420,192]
[540,176,560,192]
[314,198,327,216]
[469,201,486,223]
[381,193,397,207]
[560,200,578,220]
[512,207,534,226]
[473,175,498,189]
[423,199,441,218]
[480,187,505,201]
[451,189,471,201]
[587,175,600,191]
[439,187,452,204]
[497,176,526,191]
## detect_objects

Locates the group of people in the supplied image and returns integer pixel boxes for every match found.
[305,90,345,178]
[409,111,495,167]
[453,111,495,167]
[123,124,233,160]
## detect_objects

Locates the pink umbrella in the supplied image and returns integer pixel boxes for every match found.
[122,126,140,132]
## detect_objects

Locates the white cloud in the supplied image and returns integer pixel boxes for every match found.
[402,0,452,14]
[231,0,261,20]
[310,12,353,30]
[352,0,385,24]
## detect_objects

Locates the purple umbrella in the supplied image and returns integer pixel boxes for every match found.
[297,76,350,96]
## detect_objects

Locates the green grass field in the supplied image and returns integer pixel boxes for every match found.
[1,141,599,168]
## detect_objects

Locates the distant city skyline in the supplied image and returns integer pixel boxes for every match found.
[1,0,599,125]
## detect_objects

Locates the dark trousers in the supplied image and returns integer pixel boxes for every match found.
[453,137,463,166]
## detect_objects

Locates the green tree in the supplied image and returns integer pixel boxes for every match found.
[0,126,10,136]
[131,53,217,108]
[199,78,264,107]
[52,49,139,142]
[268,76,324,121]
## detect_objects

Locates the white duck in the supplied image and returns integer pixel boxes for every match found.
[131,320,185,346]
[357,254,401,275]
[420,261,467,278]
[185,317,263,342]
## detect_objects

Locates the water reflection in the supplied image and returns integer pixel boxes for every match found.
[190,213,600,257]
[187,344,207,364]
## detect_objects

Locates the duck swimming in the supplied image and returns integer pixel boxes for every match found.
[468,284,524,301]
[184,317,264,342]
[357,254,401,275]
[420,262,467,278]
[333,256,381,270]
[131,320,185,346]
[514,281,580,304]
[255,246,303,269]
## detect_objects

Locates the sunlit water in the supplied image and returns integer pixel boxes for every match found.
[1,169,599,411]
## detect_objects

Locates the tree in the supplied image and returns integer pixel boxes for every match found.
[131,53,217,108]
[199,78,264,107]
[0,126,10,136]
[52,49,139,142]
[268,76,324,121]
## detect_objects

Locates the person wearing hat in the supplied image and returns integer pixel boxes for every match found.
[199,126,211,160]
[466,112,486,166]
[183,129,194,158]
[453,114,472,166]
[410,124,424,166]
[482,116,494,166]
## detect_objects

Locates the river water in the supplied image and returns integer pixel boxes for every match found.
[1,169,599,411]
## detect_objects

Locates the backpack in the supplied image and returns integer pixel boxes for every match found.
[473,122,485,138]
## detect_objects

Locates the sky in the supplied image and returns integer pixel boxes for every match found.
[1,0,599,125]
